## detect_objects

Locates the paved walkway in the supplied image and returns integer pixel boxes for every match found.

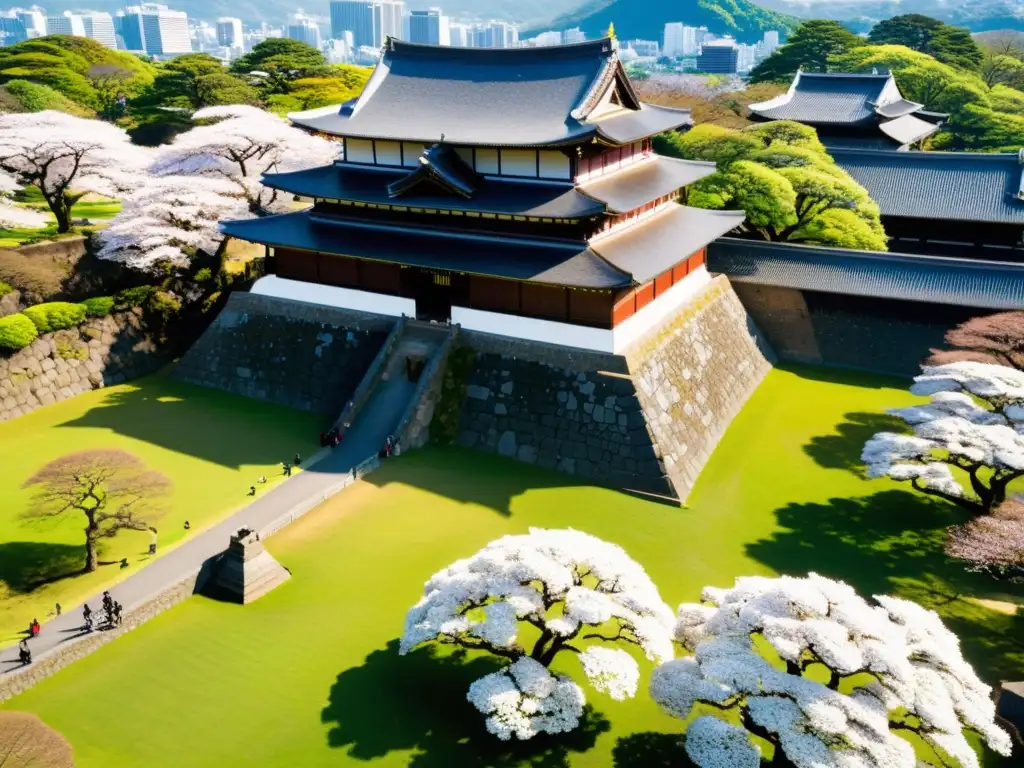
[0,337,432,673]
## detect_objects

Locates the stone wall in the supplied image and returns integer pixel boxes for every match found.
[448,276,774,500]
[0,310,163,422]
[173,292,396,415]
[0,288,20,318]
[733,285,981,377]
[398,329,457,452]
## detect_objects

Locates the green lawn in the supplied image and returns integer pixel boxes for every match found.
[2,366,1021,767]
[0,195,122,248]
[0,373,321,644]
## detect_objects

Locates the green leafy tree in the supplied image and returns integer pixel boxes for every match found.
[979,51,1024,89]
[663,122,887,250]
[868,14,982,70]
[0,79,93,116]
[749,20,865,83]
[138,54,260,109]
[230,38,326,79]
[264,65,370,113]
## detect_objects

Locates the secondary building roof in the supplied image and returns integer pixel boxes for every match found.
[831,148,1024,224]
[261,164,605,219]
[578,156,717,213]
[590,204,746,283]
[709,237,1024,310]
[220,211,633,289]
[749,72,897,125]
[288,38,691,148]
[876,114,941,147]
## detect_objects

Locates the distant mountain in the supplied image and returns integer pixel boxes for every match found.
[753,0,1024,33]
[540,0,801,43]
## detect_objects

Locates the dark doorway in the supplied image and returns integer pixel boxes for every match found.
[404,268,468,322]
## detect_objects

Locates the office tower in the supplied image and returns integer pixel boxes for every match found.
[628,39,658,58]
[377,0,403,44]
[82,12,117,48]
[117,5,190,54]
[447,21,468,46]
[478,19,515,48]
[331,0,402,48]
[46,11,86,37]
[697,40,738,73]
[0,15,27,45]
[763,30,779,54]
[14,8,45,38]
[409,8,448,46]
[682,25,698,56]
[562,27,584,44]
[663,22,682,57]
[216,16,243,48]
[287,12,321,48]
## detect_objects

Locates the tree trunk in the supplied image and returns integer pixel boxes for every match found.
[84,512,99,572]
[51,198,73,234]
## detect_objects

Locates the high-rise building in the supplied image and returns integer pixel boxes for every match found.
[762,30,779,55]
[330,0,402,49]
[287,12,321,48]
[447,21,468,47]
[216,16,243,49]
[476,19,516,48]
[562,27,585,44]
[117,4,190,55]
[409,8,448,46]
[46,11,86,37]
[628,39,658,58]
[13,8,45,38]
[682,26,698,56]
[663,22,682,58]
[0,15,27,45]
[697,40,738,73]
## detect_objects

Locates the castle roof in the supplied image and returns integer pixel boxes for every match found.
[288,38,691,148]
[577,156,717,213]
[831,148,1024,224]
[750,72,898,125]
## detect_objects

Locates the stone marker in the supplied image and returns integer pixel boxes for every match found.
[211,527,290,604]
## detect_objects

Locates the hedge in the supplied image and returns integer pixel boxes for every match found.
[22,301,87,334]
[0,313,38,350]
[114,285,155,310]
[79,296,114,317]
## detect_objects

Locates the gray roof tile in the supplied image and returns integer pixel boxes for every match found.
[832,148,1024,224]
[288,39,689,147]
[577,156,716,213]
[221,211,632,288]
[709,238,1024,310]
[591,204,746,283]
[750,72,894,125]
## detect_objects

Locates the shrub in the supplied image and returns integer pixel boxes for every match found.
[193,267,213,282]
[0,280,12,297]
[114,285,155,310]
[79,295,114,317]
[147,289,181,319]
[0,313,38,350]
[21,301,87,333]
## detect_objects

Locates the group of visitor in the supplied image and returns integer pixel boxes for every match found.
[282,453,301,478]
[18,617,42,663]
[82,591,123,632]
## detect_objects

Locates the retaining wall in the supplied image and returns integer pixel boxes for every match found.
[448,276,774,500]
[0,309,164,422]
[173,292,395,414]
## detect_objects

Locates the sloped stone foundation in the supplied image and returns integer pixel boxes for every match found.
[445,276,774,500]
[173,292,394,414]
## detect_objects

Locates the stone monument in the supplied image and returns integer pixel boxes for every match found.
[212,527,291,604]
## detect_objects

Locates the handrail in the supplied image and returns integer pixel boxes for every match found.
[333,315,406,433]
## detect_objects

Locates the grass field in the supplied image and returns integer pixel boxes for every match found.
[2,366,1022,766]
[0,373,321,644]
[0,193,122,248]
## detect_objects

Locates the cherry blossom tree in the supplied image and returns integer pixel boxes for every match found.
[96,175,249,271]
[947,499,1024,580]
[862,361,1024,516]
[926,312,1024,371]
[400,528,674,741]
[0,171,47,230]
[149,104,338,213]
[0,111,150,233]
[650,573,1012,768]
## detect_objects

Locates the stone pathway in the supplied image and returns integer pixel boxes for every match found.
[0,349,425,678]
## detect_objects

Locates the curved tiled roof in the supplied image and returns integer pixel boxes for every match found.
[261,164,605,219]
[749,72,894,125]
[877,114,941,147]
[874,98,924,119]
[831,148,1024,224]
[709,238,1024,310]
[578,156,717,213]
[220,211,633,289]
[288,38,690,147]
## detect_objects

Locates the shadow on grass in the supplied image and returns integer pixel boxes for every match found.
[803,411,907,473]
[747,489,1024,683]
[321,639,610,767]
[57,377,320,470]
[362,446,590,518]
[612,733,695,767]
[780,363,911,389]
[0,542,85,595]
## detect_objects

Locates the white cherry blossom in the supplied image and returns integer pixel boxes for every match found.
[649,573,1011,768]
[862,362,1024,515]
[400,528,674,739]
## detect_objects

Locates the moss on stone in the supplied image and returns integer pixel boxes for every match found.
[429,344,476,445]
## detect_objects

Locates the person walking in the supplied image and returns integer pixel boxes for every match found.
[18,639,31,665]
[294,452,302,467]
[114,602,123,627]
[83,604,93,632]
[29,618,40,637]
[55,602,61,617]
[283,462,291,477]
[183,520,191,531]
[248,485,256,496]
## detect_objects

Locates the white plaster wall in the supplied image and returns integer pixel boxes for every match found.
[345,138,374,164]
[613,267,712,353]
[538,151,571,179]
[500,149,537,177]
[251,276,415,317]
[402,142,424,167]
[451,306,614,353]
[374,140,401,166]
